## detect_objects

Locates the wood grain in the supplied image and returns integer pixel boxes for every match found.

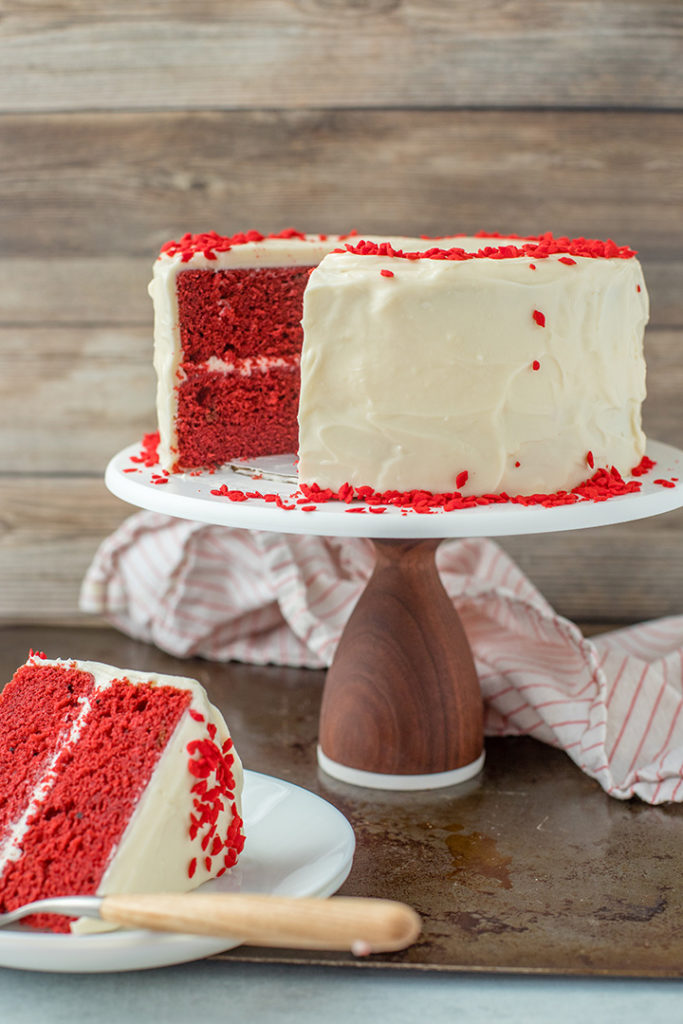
[2,260,681,329]
[100,893,421,951]
[2,327,679,474]
[2,110,682,261]
[320,539,483,775]
[1,476,682,627]
[0,327,156,473]
[1,1,682,111]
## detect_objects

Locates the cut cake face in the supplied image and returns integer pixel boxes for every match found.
[0,655,244,933]
[149,229,485,473]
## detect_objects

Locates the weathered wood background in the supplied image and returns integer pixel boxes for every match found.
[1,1,682,627]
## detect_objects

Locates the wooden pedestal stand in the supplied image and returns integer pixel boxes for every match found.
[106,439,683,792]
[318,539,485,789]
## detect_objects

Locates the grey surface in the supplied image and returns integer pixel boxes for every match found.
[2,627,682,978]
[0,962,681,1024]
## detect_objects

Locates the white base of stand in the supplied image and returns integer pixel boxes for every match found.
[317,746,486,791]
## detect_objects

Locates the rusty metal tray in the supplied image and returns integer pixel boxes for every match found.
[1,627,681,977]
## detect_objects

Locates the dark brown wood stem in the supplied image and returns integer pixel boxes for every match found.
[319,538,483,776]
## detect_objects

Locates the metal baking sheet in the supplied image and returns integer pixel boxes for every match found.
[2,627,681,976]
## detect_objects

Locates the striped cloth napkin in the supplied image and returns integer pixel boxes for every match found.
[80,510,683,804]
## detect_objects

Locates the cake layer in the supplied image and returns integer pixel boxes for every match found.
[0,657,244,934]
[298,240,648,495]
[177,266,312,363]
[176,358,300,466]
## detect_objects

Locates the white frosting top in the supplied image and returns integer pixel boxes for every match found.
[297,250,648,495]
[0,658,243,934]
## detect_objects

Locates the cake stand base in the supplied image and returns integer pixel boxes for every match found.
[317,539,485,789]
[317,747,486,791]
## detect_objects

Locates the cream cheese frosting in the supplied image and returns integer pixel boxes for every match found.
[297,249,648,495]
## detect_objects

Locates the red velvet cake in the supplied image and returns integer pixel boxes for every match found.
[0,654,244,933]
[149,229,451,472]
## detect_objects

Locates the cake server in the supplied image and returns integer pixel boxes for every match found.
[0,893,421,954]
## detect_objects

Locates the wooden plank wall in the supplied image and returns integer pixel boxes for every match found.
[1,1,682,627]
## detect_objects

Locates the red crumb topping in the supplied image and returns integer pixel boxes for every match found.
[210,455,655,514]
[130,432,161,468]
[532,310,546,327]
[186,731,244,880]
[631,455,655,477]
[335,233,637,262]
[0,676,191,931]
[160,228,311,263]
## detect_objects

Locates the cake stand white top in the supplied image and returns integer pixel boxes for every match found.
[105,440,683,539]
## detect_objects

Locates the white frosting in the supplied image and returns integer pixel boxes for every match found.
[149,233,476,470]
[298,251,648,495]
[0,658,243,935]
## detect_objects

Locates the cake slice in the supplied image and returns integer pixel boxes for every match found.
[0,654,244,933]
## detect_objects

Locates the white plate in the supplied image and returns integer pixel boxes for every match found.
[0,771,355,973]
[106,439,683,539]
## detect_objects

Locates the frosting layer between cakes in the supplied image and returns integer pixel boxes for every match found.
[298,245,648,495]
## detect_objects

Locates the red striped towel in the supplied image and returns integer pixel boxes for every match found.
[80,511,683,803]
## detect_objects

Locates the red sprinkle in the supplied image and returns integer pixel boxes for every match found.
[532,360,541,371]
[558,257,577,266]
[529,263,536,270]
[188,858,197,879]
[587,451,595,469]
[380,269,395,278]
[338,233,637,263]
[130,431,160,469]
[206,453,657,515]
[631,455,656,477]
[654,478,676,488]
[532,310,546,327]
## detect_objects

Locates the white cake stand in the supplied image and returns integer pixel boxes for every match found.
[106,439,683,790]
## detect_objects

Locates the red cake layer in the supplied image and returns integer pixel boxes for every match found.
[0,664,95,843]
[0,672,191,931]
[175,359,301,469]
[177,266,313,363]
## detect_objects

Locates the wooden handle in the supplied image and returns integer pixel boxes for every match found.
[100,893,421,953]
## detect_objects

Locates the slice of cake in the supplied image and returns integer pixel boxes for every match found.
[149,228,475,473]
[298,236,649,496]
[0,654,244,933]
